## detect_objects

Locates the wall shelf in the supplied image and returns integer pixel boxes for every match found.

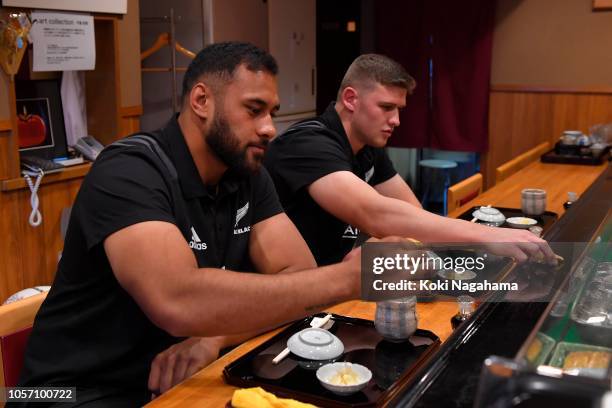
[0,163,92,192]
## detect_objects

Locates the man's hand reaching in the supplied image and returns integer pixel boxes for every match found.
[480,226,557,264]
[148,337,223,396]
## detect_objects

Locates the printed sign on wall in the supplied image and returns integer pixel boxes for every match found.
[31,11,95,72]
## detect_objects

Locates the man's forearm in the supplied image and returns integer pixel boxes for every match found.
[155,261,356,338]
[363,196,489,242]
[211,320,291,350]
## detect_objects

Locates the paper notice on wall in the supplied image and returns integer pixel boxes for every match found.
[31,11,95,71]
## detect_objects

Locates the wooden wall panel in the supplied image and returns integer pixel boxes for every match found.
[483,87,612,188]
[119,116,141,137]
[0,177,84,301]
[0,81,21,180]
[17,188,47,290]
[492,0,612,87]
[85,19,118,145]
[0,190,24,302]
[118,105,142,137]
[0,56,10,118]
[117,0,142,107]
[0,130,11,180]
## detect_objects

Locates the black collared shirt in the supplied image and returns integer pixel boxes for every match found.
[264,103,396,265]
[17,115,282,406]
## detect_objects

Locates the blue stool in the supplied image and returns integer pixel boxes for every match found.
[419,159,457,215]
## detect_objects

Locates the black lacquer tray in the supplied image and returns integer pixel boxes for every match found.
[540,143,610,165]
[223,313,440,407]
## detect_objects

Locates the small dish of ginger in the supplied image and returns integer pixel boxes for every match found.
[316,362,372,395]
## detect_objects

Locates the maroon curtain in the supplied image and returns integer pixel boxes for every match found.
[375,0,496,152]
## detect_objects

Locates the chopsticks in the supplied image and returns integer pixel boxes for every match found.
[272,314,333,365]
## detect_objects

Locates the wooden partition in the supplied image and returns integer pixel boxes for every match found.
[0,170,87,302]
[0,2,141,302]
[0,72,19,180]
[85,18,120,145]
[482,85,612,188]
[119,105,143,136]
[0,126,14,181]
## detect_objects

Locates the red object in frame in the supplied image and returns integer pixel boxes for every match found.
[17,105,47,148]
[1,326,33,387]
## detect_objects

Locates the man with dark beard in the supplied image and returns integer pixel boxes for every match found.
[13,42,366,407]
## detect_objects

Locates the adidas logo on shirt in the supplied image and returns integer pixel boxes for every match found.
[189,227,207,251]
[342,225,359,239]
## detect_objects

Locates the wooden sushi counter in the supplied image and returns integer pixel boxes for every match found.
[449,160,608,218]
[147,161,610,407]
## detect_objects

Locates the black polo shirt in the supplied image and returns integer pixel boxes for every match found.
[16,115,282,407]
[264,103,396,266]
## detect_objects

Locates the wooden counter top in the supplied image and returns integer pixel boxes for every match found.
[449,161,608,218]
[147,160,609,407]
[147,300,456,407]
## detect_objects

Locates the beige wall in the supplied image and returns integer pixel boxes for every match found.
[491,0,612,87]
[117,0,142,107]
[211,0,268,50]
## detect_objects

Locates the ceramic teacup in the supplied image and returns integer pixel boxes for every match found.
[521,188,547,216]
[560,130,581,145]
[374,296,417,343]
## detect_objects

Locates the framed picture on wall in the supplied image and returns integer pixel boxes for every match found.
[16,79,68,160]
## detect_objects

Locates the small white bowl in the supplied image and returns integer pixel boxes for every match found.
[287,328,344,361]
[506,217,538,229]
[316,362,372,395]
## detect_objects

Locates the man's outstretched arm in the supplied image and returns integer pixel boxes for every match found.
[307,171,555,262]
[105,220,359,338]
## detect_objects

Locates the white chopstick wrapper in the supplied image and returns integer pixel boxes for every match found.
[272,314,333,365]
